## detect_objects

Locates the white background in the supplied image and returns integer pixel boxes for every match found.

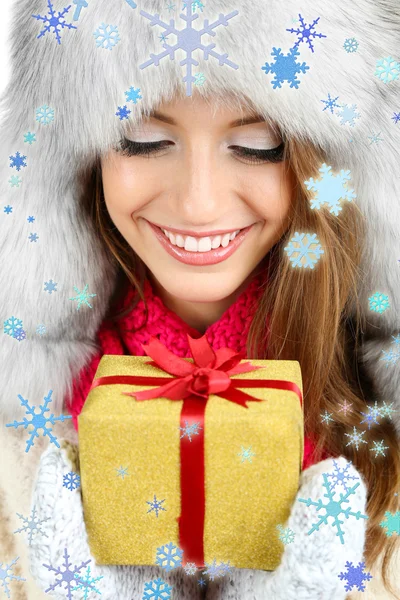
[0,0,14,106]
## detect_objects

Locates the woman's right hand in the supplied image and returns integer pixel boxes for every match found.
[28,440,204,600]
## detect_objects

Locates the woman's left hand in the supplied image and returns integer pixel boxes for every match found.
[205,456,368,600]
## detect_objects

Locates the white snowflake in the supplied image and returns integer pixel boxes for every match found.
[321,410,335,425]
[36,104,55,125]
[336,103,361,127]
[283,232,325,269]
[93,23,121,50]
[375,56,400,84]
[36,324,46,336]
[179,419,202,441]
[345,426,368,451]
[378,401,397,421]
[305,163,356,216]
[139,3,239,96]
[370,440,389,458]
[183,562,198,575]
[14,506,50,546]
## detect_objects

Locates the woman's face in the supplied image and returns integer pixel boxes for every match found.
[101,94,293,324]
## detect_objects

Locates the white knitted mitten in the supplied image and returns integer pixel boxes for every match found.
[206,457,368,600]
[28,440,204,600]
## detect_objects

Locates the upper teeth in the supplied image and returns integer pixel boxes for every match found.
[161,229,242,252]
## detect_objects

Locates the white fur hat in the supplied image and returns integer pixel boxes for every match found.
[1,0,399,432]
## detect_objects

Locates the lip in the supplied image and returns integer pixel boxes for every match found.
[147,220,256,266]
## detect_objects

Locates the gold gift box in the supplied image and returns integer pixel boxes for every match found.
[78,354,304,571]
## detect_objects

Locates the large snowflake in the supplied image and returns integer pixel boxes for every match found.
[283,232,324,269]
[375,56,400,84]
[304,163,356,216]
[286,13,327,53]
[5,389,72,453]
[142,577,172,599]
[262,46,309,89]
[0,557,26,598]
[338,561,372,592]
[139,3,239,96]
[298,472,368,544]
[14,505,50,546]
[336,103,361,127]
[32,0,77,45]
[43,547,91,600]
[155,542,183,571]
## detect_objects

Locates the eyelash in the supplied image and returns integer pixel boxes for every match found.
[117,139,285,164]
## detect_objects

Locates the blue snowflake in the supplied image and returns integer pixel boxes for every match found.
[320,410,334,425]
[27,216,35,223]
[142,577,172,599]
[194,72,206,86]
[179,419,202,441]
[305,163,356,216]
[72,0,88,22]
[9,175,22,187]
[380,347,400,367]
[13,328,26,342]
[146,494,166,517]
[36,104,55,125]
[197,577,207,587]
[43,547,91,600]
[44,279,58,293]
[360,401,382,429]
[14,505,50,546]
[321,93,340,114]
[380,511,400,537]
[5,389,72,453]
[116,465,129,479]
[93,23,121,50]
[183,0,204,12]
[36,323,46,336]
[115,105,131,120]
[392,112,400,124]
[0,557,26,599]
[283,232,324,269]
[336,103,361,127]
[124,86,142,104]
[368,292,390,314]
[24,131,37,145]
[4,205,13,214]
[325,460,359,493]
[165,2,176,12]
[238,445,255,463]
[262,46,309,89]
[378,400,397,421]
[29,233,39,242]
[276,524,295,544]
[369,440,389,458]
[202,558,231,581]
[375,56,400,84]
[71,565,103,599]
[69,284,97,310]
[368,131,383,144]
[155,542,183,572]
[343,38,358,53]
[345,426,367,451]
[286,14,326,53]
[125,0,137,8]
[63,471,81,491]
[32,0,77,45]
[298,472,369,544]
[338,561,372,592]
[9,151,27,171]
[3,316,23,338]
[139,4,239,97]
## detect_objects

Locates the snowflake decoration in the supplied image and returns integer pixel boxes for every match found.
[159,32,169,42]
[338,561,372,592]
[276,524,295,544]
[180,419,202,441]
[36,324,46,336]
[202,558,231,581]
[29,233,39,242]
[147,494,167,517]
[298,472,368,544]
[380,511,400,537]
[69,284,97,310]
[165,2,176,13]
[9,151,27,171]
[8,175,22,187]
[262,46,309,89]
[36,104,55,125]
[124,86,142,104]
[43,547,91,600]
[368,292,390,314]
[24,132,37,145]
[360,401,382,429]
[72,0,89,22]
[32,0,77,45]
[320,410,335,425]
[28,216,35,223]
[194,72,206,86]
[116,465,129,479]
[13,328,27,342]
[183,562,197,575]
[368,131,383,144]
[286,14,327,53]
[338,399,353,416]
[343,38,358,53]
[5,389,72,453]
[125,0,138,9]
[392,112,400,124]
[44,279,58,293]
[93,23,121,50]
[4,316,24,338]
[70,565,104,599]
[14,505,50,546]
[325,460,359,493]
[369,440,389,458]
[305,163,356,217]
[238,445,255,463]
[378,400,397,421]
[375,56,400,84]
[139,4,239,97]
[0,557,26,599]
[183,0,205,12]
[63,471,81,491]
[283,232,324,269]
[336,103,361,127]
[155,542,183,572]
[344,426,367,451]
[4,206,13,214]
[116,105,131,120]
[321,93,340,114]
[142,577,172,599]
[197,577,207,587]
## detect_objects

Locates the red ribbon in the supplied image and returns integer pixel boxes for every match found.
[88,334,303,567]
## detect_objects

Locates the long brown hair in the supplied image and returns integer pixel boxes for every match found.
[80,102,400,598]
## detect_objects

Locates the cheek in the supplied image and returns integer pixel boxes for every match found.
[256,164,293,224]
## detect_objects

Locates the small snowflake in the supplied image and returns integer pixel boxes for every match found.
[337,400,353,416]
[305,163,356,216]
[44,279,58,293]
[13,328,27,342]
[325,460,359,493]
[9,151,27,171]
[238,445,255,463]
[202,558,229,581]
[345,426,368,451]
[165,2,176,12]
[124,86,142,104]
[194,72,206,86]
[321,410,335,425]
[4,205,13,214]
[360,401,382,429]
[197,577,207,587]
[343,38,358,53]
[63,471,81,491]
[32,0,77,45]
[0,557,26,598]
[368,131,383,144]
[3,316,23,338]
[375,56,400,84]
[380,511,400,537]
[146,494,166,517]
[5,389,72,453]
[262,46,310,89]
[116,465,129,479]
[336,103,361,127]
[142,577,172,599]
[155,542,183,572]
[378,401,397,421]
[72,0,89,22]
[276,524,295,544]
[392,112,400,124]
[36,324,46,336]
[369,440,389,458]
[180,419,202,441]
[70,565,104,599]
[24,132,37,145]
[284,232,324,269]
[27,215,35,223]
[36,104,55,125]
[42,547,91,600]
[321,93,340,114]
[159,32,169,42]
[286,13,327,53]
[69,284,97,310]
[380,348,400,367]
[93,23,121,50]
[115,105,131,120]
[29,233,39,242]
[183,562,198,575]
[9,175,22,187]
[338,561,372,592]
[14,505,50,546]
[368,292,390,314]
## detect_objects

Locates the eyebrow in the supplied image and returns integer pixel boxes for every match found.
[147,110,265,128]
